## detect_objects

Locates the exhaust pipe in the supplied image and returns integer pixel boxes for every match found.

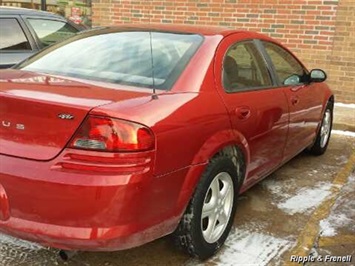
[58,250,78,261]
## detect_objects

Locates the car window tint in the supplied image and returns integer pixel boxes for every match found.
[223,42,272,91]
[27,19,78,47]
[18,31,203,90]
[263,42,306,85]
[0,18,31,50]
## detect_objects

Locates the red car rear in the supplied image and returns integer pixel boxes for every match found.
[0,25,333,259]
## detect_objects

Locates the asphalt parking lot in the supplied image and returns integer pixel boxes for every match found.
[1,130,354,266]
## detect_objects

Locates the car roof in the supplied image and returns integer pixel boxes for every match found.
[85,24,267,38]
[107,24,237,36]
[0,6,63,19]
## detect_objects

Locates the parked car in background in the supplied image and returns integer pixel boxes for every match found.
[0,6,84,68]
[0,25,333,260]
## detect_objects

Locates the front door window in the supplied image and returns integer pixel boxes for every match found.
[263,42,307,85]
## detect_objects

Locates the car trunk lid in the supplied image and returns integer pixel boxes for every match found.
[0,69,150,161]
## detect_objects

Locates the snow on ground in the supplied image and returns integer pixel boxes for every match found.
[261,179,292,199]
[263,178,334,216]
[332,130,355,137]
[277,183,332,215]
[319,219,337,237]
[0,233,57,266]
[319,174,355,237]
[334,103,355,109]
[213,229,292,266]
[319,213,352,237]
[0,233,42,250]
[186,229,292,266]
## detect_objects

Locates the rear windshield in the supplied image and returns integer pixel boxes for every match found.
[17,31,203,90]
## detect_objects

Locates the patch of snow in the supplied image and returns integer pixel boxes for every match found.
[0,233,57,266]
[308,170,319,177]
[185,229,292,266]
[0,233,43,250]
[320,213,353,237]
[348,173,355,183]
[332,130,355,138]
[262,179,294,198]
[334,103,355,109]
[335,155,351,165]
[319,174,355,237]
[213,229,292,266]
[319,219,336,237]
[262,180,284,195]
[277,183,332,215]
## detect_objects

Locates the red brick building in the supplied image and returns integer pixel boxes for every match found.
[92,0,355,103]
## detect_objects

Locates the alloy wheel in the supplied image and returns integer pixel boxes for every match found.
[320,109,331,148]
[201,172,234,243]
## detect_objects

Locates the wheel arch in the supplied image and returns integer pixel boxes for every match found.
[313,86,334,137]
[321,85,334,113]
[173,129,249,219]
[191,129,250,166]
[212,145,247,188]
[308,92,334,155]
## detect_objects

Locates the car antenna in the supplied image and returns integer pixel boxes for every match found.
[149,31,158,100]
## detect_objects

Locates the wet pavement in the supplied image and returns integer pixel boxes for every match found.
[0,132,354,266]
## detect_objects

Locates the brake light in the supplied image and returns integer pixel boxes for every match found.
[68,116,154,152]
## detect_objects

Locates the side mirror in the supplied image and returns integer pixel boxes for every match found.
[310,69,327,83]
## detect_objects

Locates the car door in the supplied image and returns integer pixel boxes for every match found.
[260,41,324,161]
[0,16,38,68]
[215,33,289,187]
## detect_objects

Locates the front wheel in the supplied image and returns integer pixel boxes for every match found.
[173,156,243,260]
[308,101,333,155]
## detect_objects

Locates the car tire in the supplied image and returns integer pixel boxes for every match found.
[173,155,243,260]
[308,101,333,156]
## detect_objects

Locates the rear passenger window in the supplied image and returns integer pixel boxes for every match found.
[27,19,78,47]
[0,18,31,50]
[223,42,272,92]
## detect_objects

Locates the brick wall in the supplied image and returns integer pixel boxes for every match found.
[92,0,355,103]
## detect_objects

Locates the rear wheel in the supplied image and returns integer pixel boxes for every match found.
[173,155,243,260]
[308,101,333,155]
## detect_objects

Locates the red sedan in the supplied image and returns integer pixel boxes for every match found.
[0,25,333,259]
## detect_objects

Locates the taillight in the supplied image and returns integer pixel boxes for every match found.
[68,116,154,152]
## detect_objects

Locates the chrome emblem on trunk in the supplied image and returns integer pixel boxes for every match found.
[1,121,25,130]
[16,124,25,130]
[58,114,74,120]
[2,121,10,127]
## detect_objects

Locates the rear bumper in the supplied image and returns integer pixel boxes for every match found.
[0,149,201,251]
[0,215,178,251]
